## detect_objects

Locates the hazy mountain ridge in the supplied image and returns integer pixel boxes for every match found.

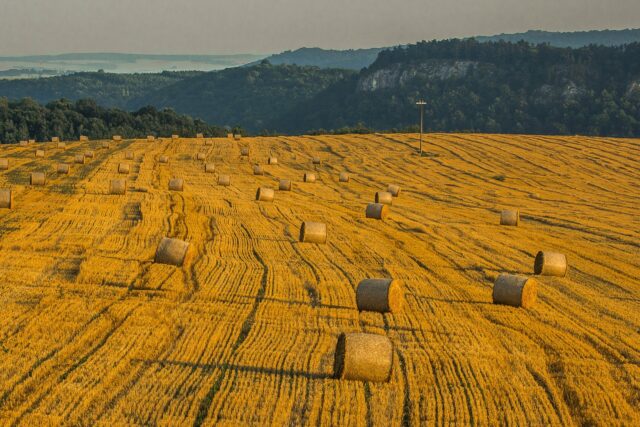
[475,28,640,48]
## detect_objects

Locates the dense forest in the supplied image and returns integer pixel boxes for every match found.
[475,29,640,48]
[0,98,225,144]
[1,39,639,137]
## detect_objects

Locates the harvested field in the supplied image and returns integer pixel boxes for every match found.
[0,133,638,425]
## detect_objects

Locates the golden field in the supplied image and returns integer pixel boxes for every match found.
[0,133,638,426]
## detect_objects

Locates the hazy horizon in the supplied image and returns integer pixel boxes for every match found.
[1,0,639,56]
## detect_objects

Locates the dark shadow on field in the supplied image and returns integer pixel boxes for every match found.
[132,358,333,380]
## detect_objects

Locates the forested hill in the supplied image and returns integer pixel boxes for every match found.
[278,40,640,136]
[475,29,640,48]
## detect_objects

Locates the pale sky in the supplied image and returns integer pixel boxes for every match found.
[1,0,639,55]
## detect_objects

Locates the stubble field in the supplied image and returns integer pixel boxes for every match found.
[0,133,638,426]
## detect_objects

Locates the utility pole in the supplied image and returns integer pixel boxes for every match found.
[416,100,426,155]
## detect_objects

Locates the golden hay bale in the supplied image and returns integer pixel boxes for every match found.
[172,134,179,139]
[356,278,402,313]
[80,135,89,141]
[74,154,86,164]
[35,149,45,158]
[84,150,95,158]
[0,189,13,209]
[196,153,206,161]
[112,135,122,141]
[28,139,35,144]
[375,191,393,205]
[51,137,60,143]
[154,237,192,267]
[492,273,538,308]
[57,142,66,149]
[339,172,350,183]
[0,158,8,170]
[227,133,233,139]
[253,165,264,175]
[387,184,401,197]
[125,151,134,160]
[102,141,110,149]
[279,179,292,191]
[240,147,249,156]
[234,134,242,140]
[534,251,568,277]
[205,163,216,173]
[118,163,130,174]
[30,172,46,186]
[159,155,169,163]
[168,178,184,191]
[218,175,231,186]
[303,172,316,183]
[366,203,389,220]
[56,163,70,174]
[205,140,213,146]
[333,333,393,382]
[312,157,321,165]
[19,141,28,147]
[500,209,520,226]
[299,221,326,244]
[256,187,274,202]
[147,135,155,142]
[109,179,127,195]
[196,133,204,138]
[268,157,278,165]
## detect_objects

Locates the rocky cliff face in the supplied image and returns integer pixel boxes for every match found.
[356,60,477,92]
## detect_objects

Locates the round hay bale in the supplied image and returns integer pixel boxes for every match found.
[253,165,264,175]
[19,141,28,147]
[51,137,60,143]
[356,278,402,313]
[118,163,130,174]
[339,172,350,183]
[196,153,206,161]
[57,163,70,174]
[534,251,567,277]
[387,184,401,197]
[268,157,278,165]
[234,134,242,141]
[74,154,86,164]
[0,158,8,170]
[240,147,249,156]
[205,140,213,146]
[110,179,127,195]
[125,151,134,160]
[84,150,95,159]
[218,175,231,186]
[28,139,35,144]
[158,156,169,164]
[500,209,519,226]
[79,136,89,141]
[256,187,274,202]
[279,179,292,191]
[365,203,389,220]
[172,134,179,140]
[30,172,46,186]
[303,173,316,183]
[312,157,321,165]
[375,191,393,205]
[333,333,393,382]
[196,133,204,139]
[299,221,326,244]
[102,141,110,149]
[205,163,215,173]
[168,178,184,192]
[492,273,538,308]
[154,237,192,266]
[0,189,13,209]
[35,150,45,158]
[57,142,66,149]
[112,135,122,141]
[147,135,155,142]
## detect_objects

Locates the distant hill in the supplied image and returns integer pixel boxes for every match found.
[475,29,640,48]
[130,62,354,129]
[257,47,385,70]
[0,71,203,108]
